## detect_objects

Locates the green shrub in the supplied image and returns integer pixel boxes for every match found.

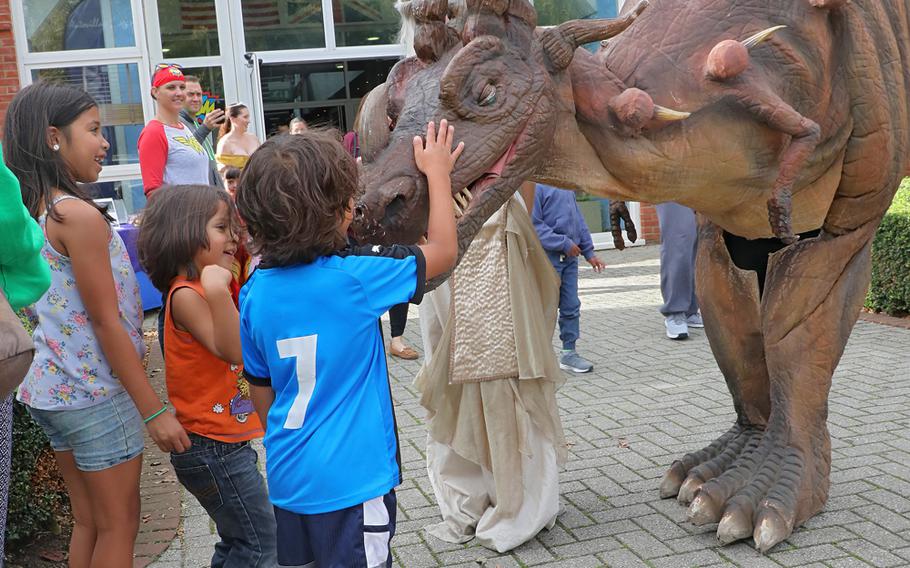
[866,179,910,316]
[5,400,66,548]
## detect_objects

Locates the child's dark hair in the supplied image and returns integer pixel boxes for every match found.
[3,82,110,222]
[138,185,236,291]
[236,129,357,267]
[224,166,241,181]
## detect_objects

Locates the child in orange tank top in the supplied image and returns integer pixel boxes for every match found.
[138,184,276,567]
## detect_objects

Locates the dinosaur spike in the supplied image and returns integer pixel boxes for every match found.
[742,25,787,50]
[654,105,691,121]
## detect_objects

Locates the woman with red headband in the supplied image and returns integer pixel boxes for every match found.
[138,65,211,197]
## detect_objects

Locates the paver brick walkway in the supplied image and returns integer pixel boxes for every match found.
[146,245,910,567]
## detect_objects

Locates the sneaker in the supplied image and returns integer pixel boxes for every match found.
[665,313,689,340]
[559,350,594,373]
[686,312,704,328]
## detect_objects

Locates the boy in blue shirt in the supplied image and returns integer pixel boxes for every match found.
[235,123,463,567]
[532,184,606,374]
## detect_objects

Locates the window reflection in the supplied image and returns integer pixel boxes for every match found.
[534,0,616,26]
[242,0,325,52]
[260,59,396,135]
[32,64,144,167]
[24,0,136,53]
[333,0,399,47]
[157,0,220,57]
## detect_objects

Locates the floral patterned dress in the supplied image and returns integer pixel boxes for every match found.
[16,196,145,411]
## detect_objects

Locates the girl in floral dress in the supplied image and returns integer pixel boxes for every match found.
[5,82,189,567]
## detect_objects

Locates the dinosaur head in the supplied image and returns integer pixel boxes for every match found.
[352,0,554,248]
[351,0,648,253]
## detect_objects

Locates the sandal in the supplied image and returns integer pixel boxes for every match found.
[390,345,419,360]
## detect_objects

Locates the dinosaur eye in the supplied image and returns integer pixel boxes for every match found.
[478,84,497,106]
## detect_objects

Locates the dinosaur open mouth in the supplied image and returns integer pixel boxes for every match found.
[453,141,519,217]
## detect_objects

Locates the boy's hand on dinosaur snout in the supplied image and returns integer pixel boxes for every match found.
[413,119,465,181]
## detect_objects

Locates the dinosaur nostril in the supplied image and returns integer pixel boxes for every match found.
[383,193,407,221]
[354,206,365,221]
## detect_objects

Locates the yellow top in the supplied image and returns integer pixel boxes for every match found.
[215,153,250,169]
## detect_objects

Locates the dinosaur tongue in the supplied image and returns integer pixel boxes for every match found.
[467,142,517,198]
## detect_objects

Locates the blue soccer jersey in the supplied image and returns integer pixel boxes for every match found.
[239,244,426,514]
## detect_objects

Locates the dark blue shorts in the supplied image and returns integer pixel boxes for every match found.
[276,489,396,568]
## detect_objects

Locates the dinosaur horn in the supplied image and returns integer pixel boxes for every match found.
[541,0,648,70]
[653,106,691,121]
[705,25,786,81]
[742,25,787,49]
[398,0,454,63]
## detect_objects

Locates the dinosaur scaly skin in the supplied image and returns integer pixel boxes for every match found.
[351,0,910,552]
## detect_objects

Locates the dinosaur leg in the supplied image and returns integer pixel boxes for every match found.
[678,220,876,552]
[660,219,771,503]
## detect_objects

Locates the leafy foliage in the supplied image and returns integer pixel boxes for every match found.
[866,179,910,316]
[6,400,67,548]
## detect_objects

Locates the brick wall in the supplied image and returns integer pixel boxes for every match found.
[0,0,20,134]
[639,202,660,243]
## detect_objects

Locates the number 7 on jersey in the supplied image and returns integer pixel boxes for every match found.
[277,335,317,430]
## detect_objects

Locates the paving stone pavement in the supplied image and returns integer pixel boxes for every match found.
[148,244,910,568]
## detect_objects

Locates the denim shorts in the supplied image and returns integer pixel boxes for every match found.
[28,390,144,472]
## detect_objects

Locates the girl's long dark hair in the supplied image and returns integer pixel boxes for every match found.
[3,82,109,222]
[219,103,247,138]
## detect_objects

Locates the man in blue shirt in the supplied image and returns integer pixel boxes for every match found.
[532,184,606,373]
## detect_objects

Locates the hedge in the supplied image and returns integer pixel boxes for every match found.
[866,178,910,316]
[6,400,67,549]
[6,311,68,550]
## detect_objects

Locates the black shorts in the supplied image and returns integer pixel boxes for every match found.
[276,489,396,568]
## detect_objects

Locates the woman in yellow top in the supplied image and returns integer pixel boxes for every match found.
[215,103,260,173]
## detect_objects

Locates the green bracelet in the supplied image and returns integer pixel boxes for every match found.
[144,405,168,424]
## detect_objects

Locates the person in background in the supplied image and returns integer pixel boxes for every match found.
[7,81,189,568]
[223,166,241,199]
[180,75,225,189]
[289,117,308,135]
[656,203,703,340]
[532,184,606,374]
[138,64,210,197]
[235,123,461,567]
[216,104,260,173]
[138,185,275,567]
[0,148,52,565]
[342,131,419,360]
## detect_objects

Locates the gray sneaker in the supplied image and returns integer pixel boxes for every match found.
[560,350,594,373]
[665,313,689,340]
[686,312,704,328]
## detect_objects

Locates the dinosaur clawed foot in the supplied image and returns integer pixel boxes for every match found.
[662,421,823,552]
[768,189,798,245]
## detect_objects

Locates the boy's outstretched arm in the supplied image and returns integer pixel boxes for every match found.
[414,119,464,280]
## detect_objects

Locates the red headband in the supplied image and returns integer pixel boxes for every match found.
[152,65,185,88]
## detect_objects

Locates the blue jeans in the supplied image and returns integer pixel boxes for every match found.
[546,251,581,351]
[171,434,277,568]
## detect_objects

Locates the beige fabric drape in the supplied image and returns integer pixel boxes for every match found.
[416,195,567,551]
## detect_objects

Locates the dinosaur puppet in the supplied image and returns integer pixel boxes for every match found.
[350,0,910,552]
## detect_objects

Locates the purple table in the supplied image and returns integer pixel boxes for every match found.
[115,223,162,311]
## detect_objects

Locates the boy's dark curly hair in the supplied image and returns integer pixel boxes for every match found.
[236,129,358,267]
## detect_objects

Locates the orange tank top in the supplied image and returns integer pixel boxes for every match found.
[164,279,263,443]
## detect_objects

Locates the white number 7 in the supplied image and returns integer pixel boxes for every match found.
[277,335,317,430]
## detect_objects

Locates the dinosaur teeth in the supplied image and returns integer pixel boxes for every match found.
[461,187,473,202]
[453,200,464,218]
[454,192,468,208]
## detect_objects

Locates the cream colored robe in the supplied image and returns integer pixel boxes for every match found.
[416,195,567,552]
